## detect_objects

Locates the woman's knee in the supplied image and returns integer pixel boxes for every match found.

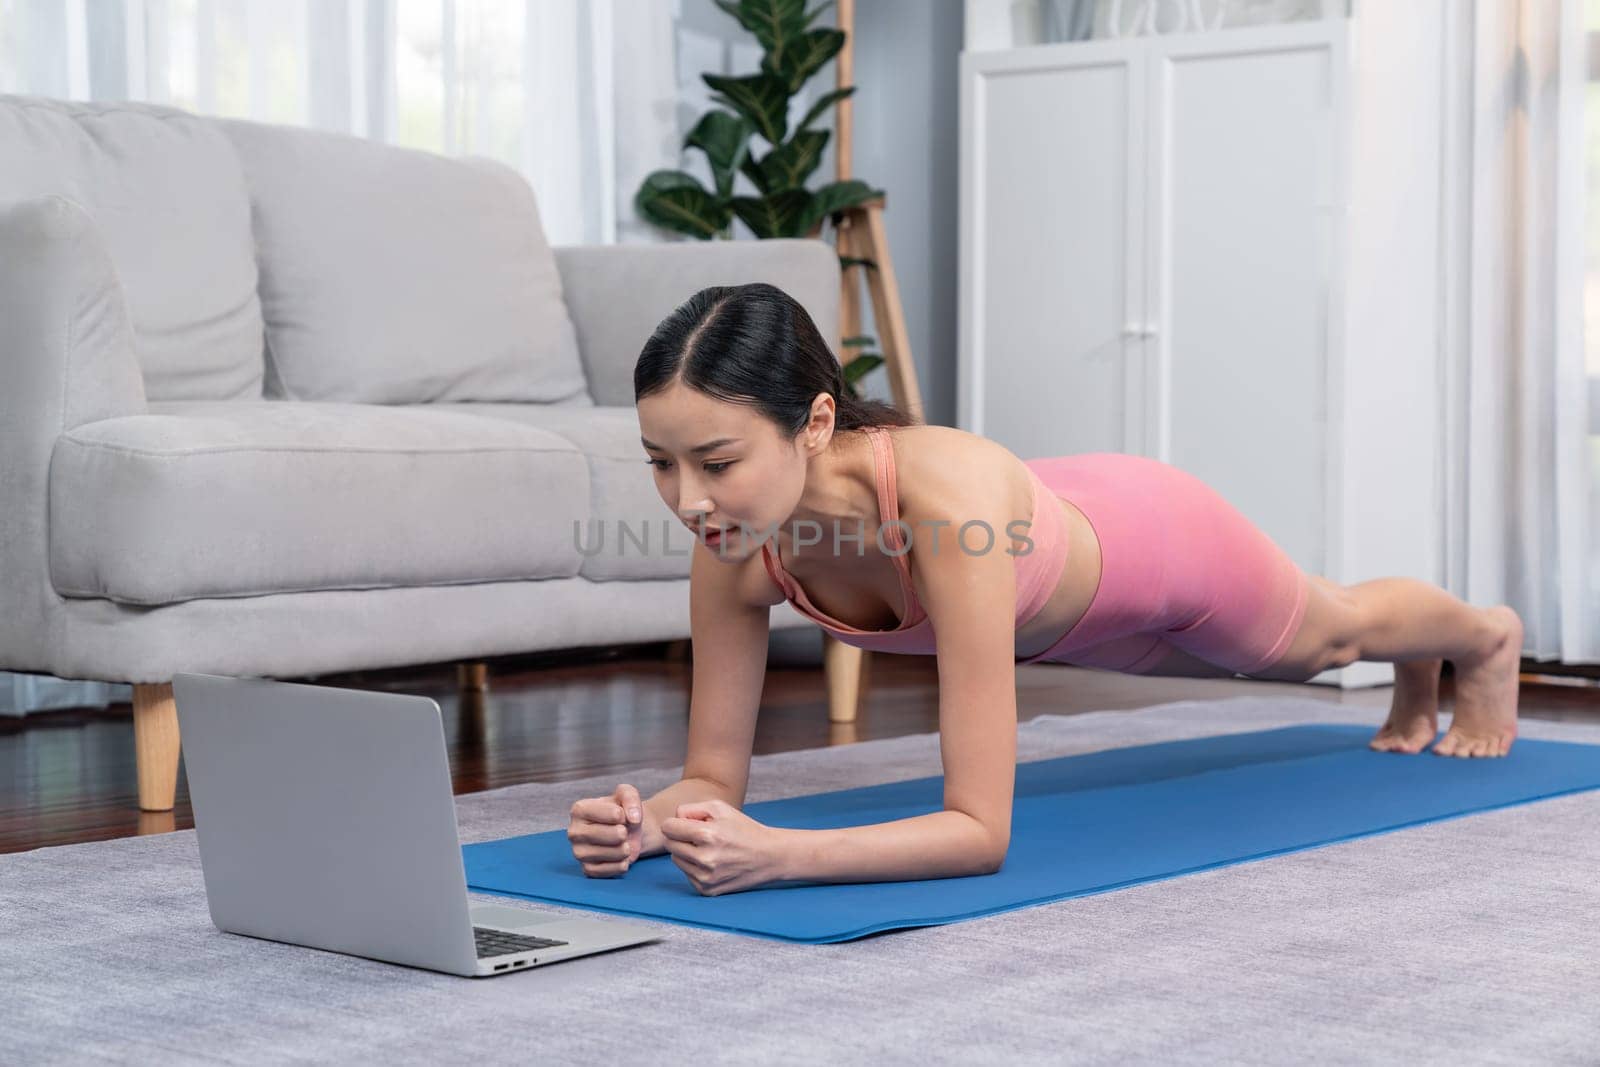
[1314,578,1372,663]
[1249,577,1365,679]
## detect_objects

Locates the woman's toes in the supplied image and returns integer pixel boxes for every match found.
[1372,712,1437,755]
[1429,725,1518,758]
[1371,729,1422,755]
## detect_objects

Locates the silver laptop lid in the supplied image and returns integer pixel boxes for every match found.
[172,672,477,975]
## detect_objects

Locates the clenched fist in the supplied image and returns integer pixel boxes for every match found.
[567,783,655,878]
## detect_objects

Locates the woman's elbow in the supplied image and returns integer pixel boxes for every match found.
[977,829,1010,874]
[949,810,1010,874]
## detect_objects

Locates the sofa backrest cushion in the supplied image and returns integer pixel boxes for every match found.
[0,95,265,401]
[215,118,592,406]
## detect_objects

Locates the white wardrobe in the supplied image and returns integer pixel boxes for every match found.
[958,8,1449,688]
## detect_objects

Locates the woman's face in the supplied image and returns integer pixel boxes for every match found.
[638,381,821,561]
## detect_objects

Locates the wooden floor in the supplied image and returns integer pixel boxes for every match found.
[4,642,1598,854]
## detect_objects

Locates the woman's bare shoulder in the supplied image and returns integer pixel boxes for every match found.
[888,424,1027,521]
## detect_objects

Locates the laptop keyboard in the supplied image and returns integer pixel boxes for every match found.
[474,926,570,959]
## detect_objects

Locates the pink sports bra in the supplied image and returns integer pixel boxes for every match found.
[759,425,1070,660]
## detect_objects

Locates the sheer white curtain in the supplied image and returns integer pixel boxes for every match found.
[0,0,681,244]
[0,0,692,712]
[1442,0,1599,666]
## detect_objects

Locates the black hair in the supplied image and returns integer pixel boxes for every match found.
[633,282,913,440]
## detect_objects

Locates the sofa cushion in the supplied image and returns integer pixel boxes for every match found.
[214,118,592,407]
[555,239,842,408]
[0,95,265,401]
[412,404,691,580]
[51,402,589,606]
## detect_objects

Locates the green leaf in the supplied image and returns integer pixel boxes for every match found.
[762,28,845,95]
[717,0,808,62]
[703,72,790,146]
[841,335,874,347]
[730,189,814,238]
[738,153,772,197]
[798,179,883,232]
[842,353,883,387]
[684,111,753,199]
[755,129,828,191]
[799,86,854,131]
[634,170,731,239]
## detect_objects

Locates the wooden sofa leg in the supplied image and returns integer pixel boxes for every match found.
[822,634,870,724]
[457,662,489,692]
[132,682,181,812]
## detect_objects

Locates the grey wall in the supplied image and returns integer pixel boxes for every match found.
[674,0,963,427]
[850,0,963,428]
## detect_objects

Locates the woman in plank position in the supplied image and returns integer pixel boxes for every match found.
[565,283,1524,895]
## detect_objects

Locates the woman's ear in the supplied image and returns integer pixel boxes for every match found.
[805,394,837,454]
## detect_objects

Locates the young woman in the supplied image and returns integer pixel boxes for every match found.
[565,283,1524,896]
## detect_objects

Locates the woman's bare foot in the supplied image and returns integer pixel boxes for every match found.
[1434,605,1523,758]
[1369,658,1442,754]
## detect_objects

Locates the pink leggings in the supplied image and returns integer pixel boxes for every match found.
[1019,453,1309,676]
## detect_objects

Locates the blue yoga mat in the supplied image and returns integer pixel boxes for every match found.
[463,725,1600,944]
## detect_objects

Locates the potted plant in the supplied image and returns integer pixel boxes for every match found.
[634,0,887,397]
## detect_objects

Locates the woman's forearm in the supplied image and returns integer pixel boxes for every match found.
[777,810,1007,883]
[639,776,739,858]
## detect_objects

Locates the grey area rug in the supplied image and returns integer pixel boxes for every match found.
[4,697,1599,1066]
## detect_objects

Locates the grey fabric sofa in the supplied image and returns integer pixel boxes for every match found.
[0,95,837,811]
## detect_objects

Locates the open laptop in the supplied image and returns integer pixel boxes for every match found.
[172,672,663,977]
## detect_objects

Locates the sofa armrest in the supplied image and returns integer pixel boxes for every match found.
[554,237,841,408]
[0,196,146,670]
